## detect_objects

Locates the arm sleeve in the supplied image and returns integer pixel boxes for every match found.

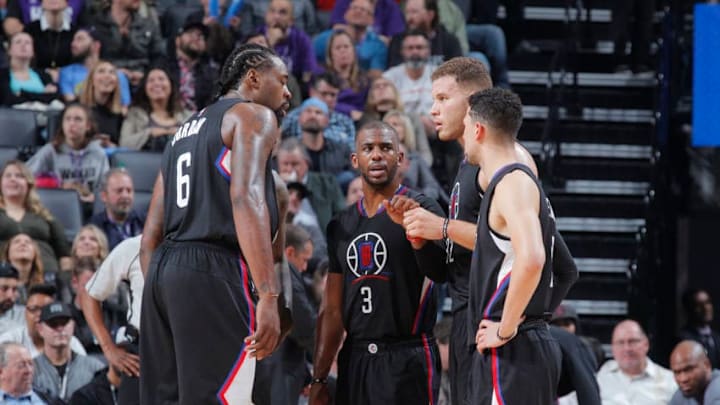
[368,39,387,71]
[548,231,578,311]
[119,108,151,150]
[25,145,54,175]
[58,67,74,96]
[85,244,126,301]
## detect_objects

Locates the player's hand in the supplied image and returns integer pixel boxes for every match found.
[404,207,445,240]
[309,382,330,405]
[383,195,420,225]
[245,295,280,360]
[475,319,516,353]
[104,343,140,377]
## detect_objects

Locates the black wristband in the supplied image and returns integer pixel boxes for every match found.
[311,377,328,385]
[496,327,517,342]
[442,218,450,240]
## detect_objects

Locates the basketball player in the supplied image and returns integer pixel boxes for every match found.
[465,87,561,404]
[393,57,577,405]
[139,44,292,404]
[309,121,447,405]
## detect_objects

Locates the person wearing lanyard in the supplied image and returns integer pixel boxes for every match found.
[31,302,104,402]
[89,169,145,250]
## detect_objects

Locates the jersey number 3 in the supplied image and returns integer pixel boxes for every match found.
[360,286,372,314]
[176,152,191,208]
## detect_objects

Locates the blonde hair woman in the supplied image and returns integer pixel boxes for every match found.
[79,60,125,146]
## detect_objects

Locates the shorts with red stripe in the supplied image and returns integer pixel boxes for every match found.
[467,321,561,405]
[336,334,440,405]
[140,241,256,405]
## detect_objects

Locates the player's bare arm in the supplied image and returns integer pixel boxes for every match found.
[140,173,165,278]
[80,292,140,376]
[224,102,282,360]
[476,172,545,352]
[309,273,345,405]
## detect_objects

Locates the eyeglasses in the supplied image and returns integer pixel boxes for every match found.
[612,338,644,348]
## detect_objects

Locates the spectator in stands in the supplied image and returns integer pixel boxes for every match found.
[314,0,387,78]
[240,0,319,37]
[78,61,125,145]
[383,30,436,135]
[669,340,720,405]
[89,168,144,250]
[597,319,676,404]
[388,0,462,68]
[0,160,70,274]
[345,175,362,206]
[253,224,316,405]
[323,29,370,121]
[382,108,432,166]
[2,0,87,37]
[119,67,191,151]
[183,0,235,64]
[0,263,23,332]
[679,288,720,369]
[276,137,345,237]
[297,97,354,187]
[259,0,318,89]
[281,72,355,148]
[27,103,109,204]
[163,17,218,113]
[0,32,60,106]
[0,342,49,403]
[2,234,48,301]
[59,28,132,107]
[463,2,509,88]
[24,0,77,78]
[330,0,405,39]
[70,224,108,266]
[33,302,104,401]
[436,0,468,55]
[67,257,100,354]
[551,303,606,368]
[81,234,142,403]
[0,284,87,357]
[89,0,164,86]
[68,365,124,405]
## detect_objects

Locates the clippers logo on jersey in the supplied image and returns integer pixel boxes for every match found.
[346,232,387,278]
[445,182,461,263]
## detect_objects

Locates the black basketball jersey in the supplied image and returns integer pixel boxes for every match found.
[445,160,483,314]
[327,186,446,341]
[161,97,280,250]
[467,164,556,345]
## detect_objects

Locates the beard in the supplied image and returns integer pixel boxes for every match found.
[0,298,14,312]
[179,43,203,60]
[405,56,428,70]
[72,47,92,63]
[300,119,324,134]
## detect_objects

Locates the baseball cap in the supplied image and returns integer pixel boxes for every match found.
[0,262,19,279]
[178,17,209,38]
[40,302,73,323]
[551,303,579,324]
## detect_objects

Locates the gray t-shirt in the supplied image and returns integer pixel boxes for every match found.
[670,369,720,405]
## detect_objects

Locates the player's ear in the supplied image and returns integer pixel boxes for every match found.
[396,148,404,164]
[246,68,261,89]
[351,152,359,170]
[475,121,486,143]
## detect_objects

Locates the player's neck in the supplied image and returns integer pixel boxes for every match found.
[480,143,520,183]
[362,181,401,216]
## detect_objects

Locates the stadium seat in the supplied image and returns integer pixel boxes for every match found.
[0,147,18,167]
[110,151,162,192]
[0,108,39,147]
[36,188,84,243]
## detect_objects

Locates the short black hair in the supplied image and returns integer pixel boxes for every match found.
[467,88,523,139]
[27,283,57,300]
[402,29,429,45]
[311,71,341,90]
[215,44,279,100]
[355,120,400,150]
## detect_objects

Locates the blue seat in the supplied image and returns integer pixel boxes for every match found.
[0,108,38,147]
[0,146,18,167]
[36,188,83,243]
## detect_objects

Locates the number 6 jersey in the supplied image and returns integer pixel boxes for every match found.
[160,97,280,251]
[327,186,447,341]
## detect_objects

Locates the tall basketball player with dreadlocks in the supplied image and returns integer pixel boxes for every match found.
[139,44,292,404]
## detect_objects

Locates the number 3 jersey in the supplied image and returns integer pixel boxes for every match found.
[160,97,280,250]
[327,187,447,341]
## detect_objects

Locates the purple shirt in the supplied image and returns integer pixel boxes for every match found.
[330,0,405,37]
[259,25,320,81]
[12,0,85,25]
[335,81,369,118]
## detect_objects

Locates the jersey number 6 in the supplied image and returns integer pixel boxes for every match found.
[176,152,191,208]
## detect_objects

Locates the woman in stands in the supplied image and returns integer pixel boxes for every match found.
[119,67,191,151]
[0,32,61,106]
[79,61,125,146]
[0,160,70,276]
[70,224,109,265]
[324,29,369,121]
[26,103,110,206]
[1,233,49,303]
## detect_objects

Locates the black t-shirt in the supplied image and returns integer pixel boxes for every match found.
[467,164,557,345]
[327,186,447,341]
[161,97,280,252]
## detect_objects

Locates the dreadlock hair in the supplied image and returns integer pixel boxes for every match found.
[214,44,279,101]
